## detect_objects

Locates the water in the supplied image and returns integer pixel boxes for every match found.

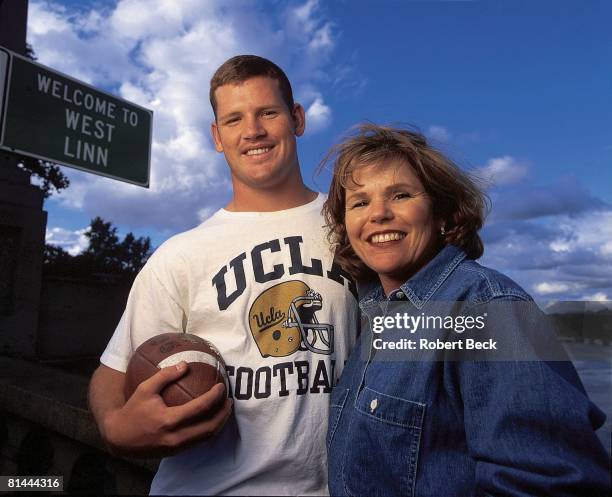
[564,342,612,453]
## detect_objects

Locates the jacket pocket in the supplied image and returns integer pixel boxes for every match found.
[342,387,425,497]
[327,387,350,449]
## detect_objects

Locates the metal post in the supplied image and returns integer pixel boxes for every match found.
[0,0,29,55]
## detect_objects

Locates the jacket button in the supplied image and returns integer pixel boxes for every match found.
[370,398,378,412]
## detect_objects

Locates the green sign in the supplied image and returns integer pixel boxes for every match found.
[0,47,152,187]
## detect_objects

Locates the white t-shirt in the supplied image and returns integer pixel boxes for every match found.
[101,194,358,496]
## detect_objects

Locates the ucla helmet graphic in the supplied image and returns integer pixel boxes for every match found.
[248,280,334,358]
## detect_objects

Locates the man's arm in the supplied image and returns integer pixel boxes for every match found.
[88,362,232,458]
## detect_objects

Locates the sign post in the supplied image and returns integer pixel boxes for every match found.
[0,47,152,187]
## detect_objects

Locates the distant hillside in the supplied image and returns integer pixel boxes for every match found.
[548,307,612,344]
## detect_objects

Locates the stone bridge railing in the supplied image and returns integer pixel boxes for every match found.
[0,356,157,494]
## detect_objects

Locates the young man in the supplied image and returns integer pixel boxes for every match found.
[88,55,358,495]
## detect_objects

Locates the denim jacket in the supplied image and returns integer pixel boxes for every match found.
[327,245,610,497]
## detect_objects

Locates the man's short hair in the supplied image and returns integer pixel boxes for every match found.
[209,55,295,118]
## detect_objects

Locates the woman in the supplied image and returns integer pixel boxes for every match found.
[321,124,610,497]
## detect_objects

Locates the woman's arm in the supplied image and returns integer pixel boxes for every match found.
[456,299,610,496]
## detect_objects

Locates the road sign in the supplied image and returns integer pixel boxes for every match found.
[0,47,152,187]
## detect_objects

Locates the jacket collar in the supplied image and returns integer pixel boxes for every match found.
[360,245,466,310]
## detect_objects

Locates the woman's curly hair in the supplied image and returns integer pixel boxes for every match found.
[319,124,489,281]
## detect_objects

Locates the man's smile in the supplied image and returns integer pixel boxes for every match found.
[245,147,272,156]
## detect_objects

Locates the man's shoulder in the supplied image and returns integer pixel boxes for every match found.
[148,194,329,267]
[143,218,220,272]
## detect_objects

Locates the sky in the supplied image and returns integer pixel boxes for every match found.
[22,0,612,302]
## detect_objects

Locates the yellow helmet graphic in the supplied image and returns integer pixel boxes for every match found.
[248,280,334,358]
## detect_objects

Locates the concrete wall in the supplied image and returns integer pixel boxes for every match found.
[37,276,131,360]
[0,161,46,359]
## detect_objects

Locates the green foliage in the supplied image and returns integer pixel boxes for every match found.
[19,156,70,198]
[43,243,73,266]
[43,217,152,282]
[25,44,36,60]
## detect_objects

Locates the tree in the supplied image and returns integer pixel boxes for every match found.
[83,217,120,269]
[43,243,72,266]
[83,217,152,276]
[19,157,70,198]
[43,217,152,281]
[118,232,152,274]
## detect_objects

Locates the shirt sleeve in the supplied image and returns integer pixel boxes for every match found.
[455,298,611,496]
[100,259,187,372]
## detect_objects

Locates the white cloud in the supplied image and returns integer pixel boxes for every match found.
[584,292,609,302]
[599,241,612,257]
[426,125,451,143]
[28,1,139,85]
[28,2,69,35]
[473,155,529,188]
[78,9,106,33]
[482,210,612,300]
[28,0,338,232]
[197,206,216,222]
[568,211,612,253]
[533,282,572,295]
[46,226,89,255]
[285,0,335,65]
[110,0,213,40]
[296,84,333,133]
[309,22,334,51]
[306,97,332,133]
[290,0,333,50]
[549,239,571,253]
[292,0,319,32]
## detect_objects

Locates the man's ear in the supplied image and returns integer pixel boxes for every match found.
[210,121,224,153]
[292,103,306,137]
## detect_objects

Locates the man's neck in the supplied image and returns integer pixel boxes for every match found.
[225,185,317,212]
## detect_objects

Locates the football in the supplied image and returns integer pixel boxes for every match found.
[124,332,228,407]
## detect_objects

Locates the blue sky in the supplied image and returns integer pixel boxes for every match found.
[25,0,612,301]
